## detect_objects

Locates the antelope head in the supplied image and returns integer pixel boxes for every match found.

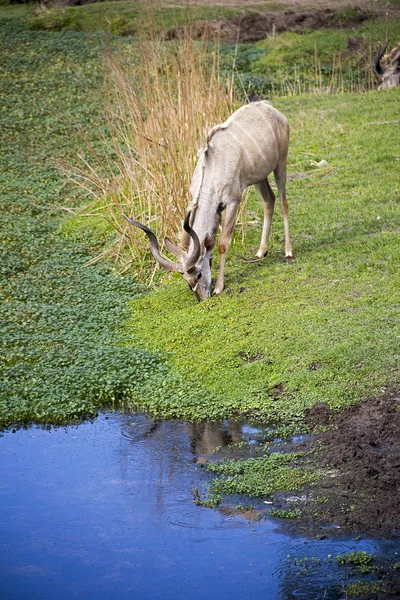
[123,212,213,301]
[372,41,400,90]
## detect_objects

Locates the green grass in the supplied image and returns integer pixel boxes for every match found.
[221,17,400,95]
[126,90,400,427]
[4,0,400,40]
[1,14,399,434]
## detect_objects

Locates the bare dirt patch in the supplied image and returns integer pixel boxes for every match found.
[169,6,373,42]
[297,389,400,539]
[271,389,400,597]
[45,0,105,5]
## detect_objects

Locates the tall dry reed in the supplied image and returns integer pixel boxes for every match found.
[75,31,237,273]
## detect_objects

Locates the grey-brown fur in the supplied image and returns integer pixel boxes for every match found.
[185,101,293,299]
[124,101,293,301]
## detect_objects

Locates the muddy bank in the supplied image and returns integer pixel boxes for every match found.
[267,389,400,598]
[169,6,372,42]
[286,389,400,540]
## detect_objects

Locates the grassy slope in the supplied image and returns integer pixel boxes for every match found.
[127,90,400,428]
[220,17,400,96]
[1,9,399,431]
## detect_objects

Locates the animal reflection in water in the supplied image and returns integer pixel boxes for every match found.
[372,42,400,90]
[188,422,244,460]
[124,101,292,301]
[122,417,244,460]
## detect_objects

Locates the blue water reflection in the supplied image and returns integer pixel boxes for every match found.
[0,413,395,599]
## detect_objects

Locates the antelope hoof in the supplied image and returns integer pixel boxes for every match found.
[256,250,268,259]
[285,251,293,260]
[213,285,224,295]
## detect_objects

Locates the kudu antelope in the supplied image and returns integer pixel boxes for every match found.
[124,101,293,301]
[372,42,400,90]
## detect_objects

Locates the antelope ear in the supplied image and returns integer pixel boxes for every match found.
[164,237,183,259]
[204,233,214,252]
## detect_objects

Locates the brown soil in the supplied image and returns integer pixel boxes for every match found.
[294,389,400,539]
[270,390,400,597]
[169,6,374,42]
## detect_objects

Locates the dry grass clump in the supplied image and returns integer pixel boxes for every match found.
[74,31,236,273]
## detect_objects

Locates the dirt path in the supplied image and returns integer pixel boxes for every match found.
[170,7,373,41]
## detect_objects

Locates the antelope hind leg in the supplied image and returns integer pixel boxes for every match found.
[254,179,275,258]
[274,167,293,258]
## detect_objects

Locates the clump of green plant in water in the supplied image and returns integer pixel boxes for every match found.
[336,551,374,575]
[235,503,255,512]
[270,507,302,519]
[199,452,316,505]
[293,556,321,568]
[345,580,385,598]
[192,487,222,508]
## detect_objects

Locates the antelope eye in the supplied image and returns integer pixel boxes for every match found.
[196,272,202,281]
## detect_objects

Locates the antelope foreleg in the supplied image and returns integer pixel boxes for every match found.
[214,203,239,295]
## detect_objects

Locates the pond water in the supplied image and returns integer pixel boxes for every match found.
[0,413,396,600]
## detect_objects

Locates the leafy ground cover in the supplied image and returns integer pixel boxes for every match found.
[0,21,211,426]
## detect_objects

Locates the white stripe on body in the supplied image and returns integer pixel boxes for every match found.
[227,131,255,169]
[232,120,267,162]
[191,149,207,207]
[254,105,278,146]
